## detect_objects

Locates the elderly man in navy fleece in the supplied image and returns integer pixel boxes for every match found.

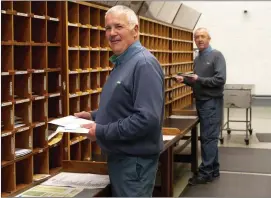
[176,27,226,185]
[74,5,164,197]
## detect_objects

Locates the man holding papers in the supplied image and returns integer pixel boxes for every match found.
[175,27,226,185]
[75,5,164,197]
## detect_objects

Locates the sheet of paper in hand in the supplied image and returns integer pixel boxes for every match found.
[48,115,94,134]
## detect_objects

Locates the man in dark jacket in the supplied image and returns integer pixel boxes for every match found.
[176,27,226,185]
[75,5,164,196]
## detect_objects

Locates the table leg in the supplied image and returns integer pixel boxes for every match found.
[160,146,173,197]
[191,125,198,174]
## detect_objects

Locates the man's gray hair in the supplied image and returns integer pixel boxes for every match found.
[105,5,139,29]
[194,27,211,38]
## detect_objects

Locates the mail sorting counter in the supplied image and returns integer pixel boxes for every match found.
[220,84,254,145]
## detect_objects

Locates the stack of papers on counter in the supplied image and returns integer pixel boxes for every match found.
[42,172,110,189]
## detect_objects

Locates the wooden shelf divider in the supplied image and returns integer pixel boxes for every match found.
[1,1,63,196]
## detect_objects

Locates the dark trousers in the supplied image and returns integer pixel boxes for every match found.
[107,153,159,197]
[196,97,223,179]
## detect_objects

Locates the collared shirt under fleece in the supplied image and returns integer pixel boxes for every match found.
[184,46,226,100]
[91,40,165,156]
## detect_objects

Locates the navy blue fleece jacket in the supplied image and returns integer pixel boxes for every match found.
[184,46,226,100]
[91,40,164,156]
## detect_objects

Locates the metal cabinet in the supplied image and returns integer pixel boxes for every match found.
[220,84,254,145]
[224,84,254,108]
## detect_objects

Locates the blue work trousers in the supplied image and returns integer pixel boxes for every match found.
[196,97,223,179]
[107,153,159,197]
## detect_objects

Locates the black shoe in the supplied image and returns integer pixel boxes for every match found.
[188,174,197,183]
[213,172,220,179]
[188,175,212,185]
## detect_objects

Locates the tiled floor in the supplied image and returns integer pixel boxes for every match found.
[173,102,271,197]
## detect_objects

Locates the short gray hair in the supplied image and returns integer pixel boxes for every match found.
[105,5,139,29]
[194,27,211,38]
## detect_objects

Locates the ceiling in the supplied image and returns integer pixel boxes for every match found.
[93,1,201,30]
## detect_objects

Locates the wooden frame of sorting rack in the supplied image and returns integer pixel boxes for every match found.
[1,1,63,196]
[61,1,113,162]
[1,1,194,196]
[138,16,194,118]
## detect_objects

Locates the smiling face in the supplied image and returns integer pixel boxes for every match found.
[194,28,211,51]
[105,13,138,56]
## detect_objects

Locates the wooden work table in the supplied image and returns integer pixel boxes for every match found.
[11,115,199,198]
[153,116,199,197]
[63,115,200,198]
[63,115,199,197]
[55,116,199,198]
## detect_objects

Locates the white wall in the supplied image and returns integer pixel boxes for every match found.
[183,1,271,96]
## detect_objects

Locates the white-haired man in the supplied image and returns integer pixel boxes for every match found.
[75,5,164,196]
[176,27,226,185]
